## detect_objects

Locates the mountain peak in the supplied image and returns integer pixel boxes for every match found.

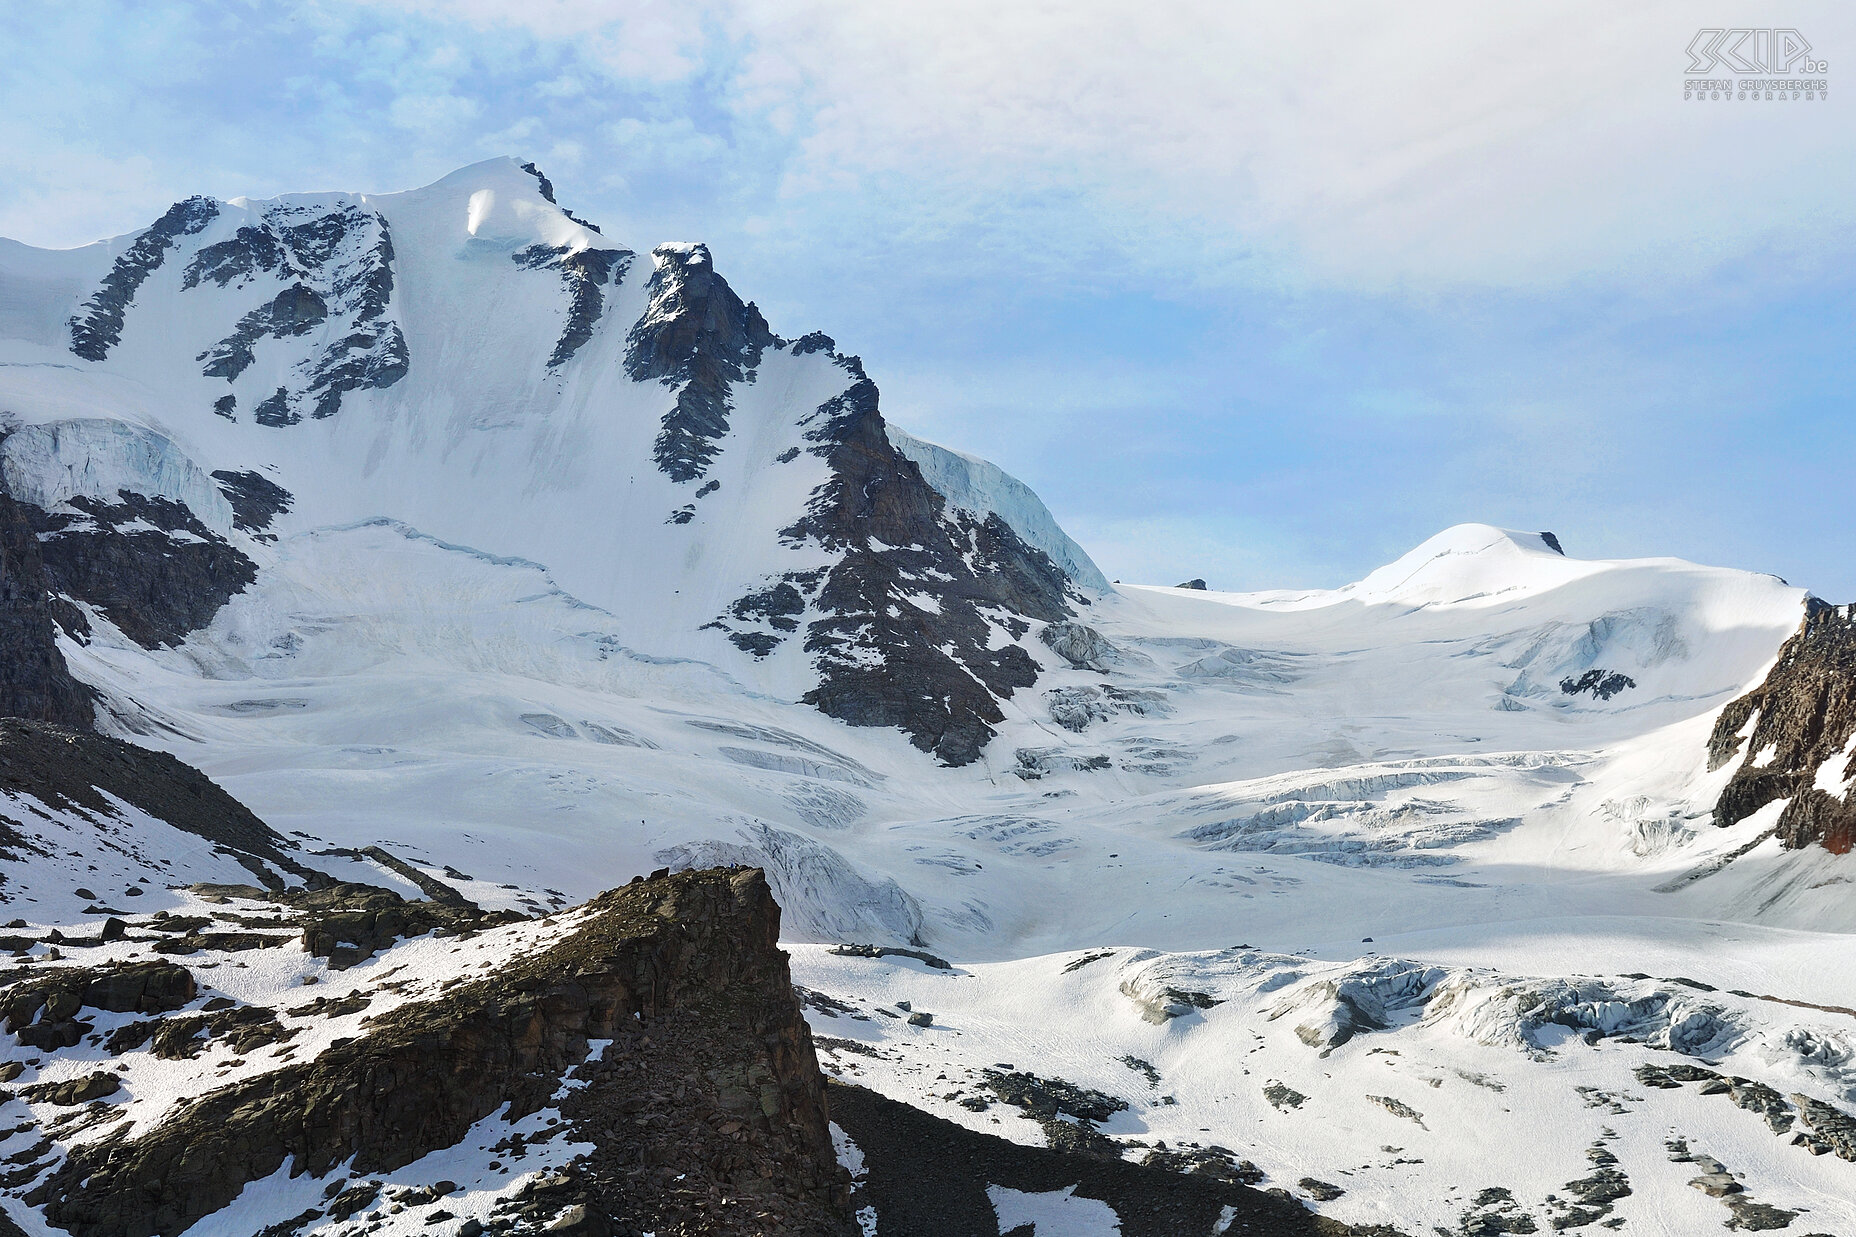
[1344,523,1587,607]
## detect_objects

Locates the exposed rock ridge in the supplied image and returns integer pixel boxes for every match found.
[0,719,305,880]
[624,243,775,484]
[519,159,602,233]
[68,197,220,361]
[1710,597,1856,853]
[187,202,408,425]
[40,867,854,1237]
[26,491,256,648]
[197,283,328,381]
[514,242,635,368]
[0,483,93,728]
[764,350,1077,765]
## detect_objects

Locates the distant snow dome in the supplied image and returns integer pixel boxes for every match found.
[1342,524,1597,608]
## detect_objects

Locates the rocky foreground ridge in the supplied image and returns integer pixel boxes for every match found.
[0,721,1381,1235]
[33,865,852,1237]
[0,721,856,1235]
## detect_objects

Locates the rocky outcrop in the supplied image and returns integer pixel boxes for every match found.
[772,357,1078,765]
[184,223,288,289]
[69,197,220,361]
[0,487,92,728]
[27,492,255,648]
[516,242,635,368]
[40,868,854,1237]
[828,1081,1370,1236]
[1709,598,1856,853]
[1,960,196,1051]
[521,159,603,232]
[625,243,775,485]
[184,201,408,425]
[1560,669,1635,700]
[0,719,303,880]
[197,283,328,380]
[210,469,292,533]
[280,880,508,968]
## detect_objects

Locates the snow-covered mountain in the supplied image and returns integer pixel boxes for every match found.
[0,161,1852,1236]
[0,157,1101,766]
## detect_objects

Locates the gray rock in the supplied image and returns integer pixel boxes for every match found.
[1710,598,1856,853]
[1039,622,1121,672]
[514,243,634,369]
[69,197,220,361]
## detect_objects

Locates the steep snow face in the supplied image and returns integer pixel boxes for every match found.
[0,418,235,535]
[0,158,1088,763]
[889,427,1110,593]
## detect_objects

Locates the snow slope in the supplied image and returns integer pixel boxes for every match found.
[889,427,1110,593]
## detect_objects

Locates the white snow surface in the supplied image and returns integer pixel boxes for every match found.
[889,426,1111,593]
[0,160,1849,1233]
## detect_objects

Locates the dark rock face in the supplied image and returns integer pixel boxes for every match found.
[708,574,819,656]
[1560,669,1636,701]
[0,486,93,728]
[252,386,292,427]
[295,211,407,422]
[198,283,328,380]
[0,719,304,880]
[69,197,220,361]
[1709,598,1856,853]
[184,224,288,289]
[27,492,255,648]
[184,202,408,425]
[520,160,558,204]
[1176,578,1208,590]
[753,359,1077,765]
[275,880,508,969]
[40,868,854,1237]
[828,1081,1366,1237]
[625,244,775,485]
[1539,531,1565,555]
[210,469,293,533]
[520,160,602,232]
[1,961,196,1042]
[515,243,635,368]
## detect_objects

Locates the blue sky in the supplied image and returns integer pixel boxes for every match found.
[6,1,1854,593]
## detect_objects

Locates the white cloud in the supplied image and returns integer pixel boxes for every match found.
[727,0,1856,289]
[388,91,483,133]
[356,0,709,82]
[341,0,1855,291]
